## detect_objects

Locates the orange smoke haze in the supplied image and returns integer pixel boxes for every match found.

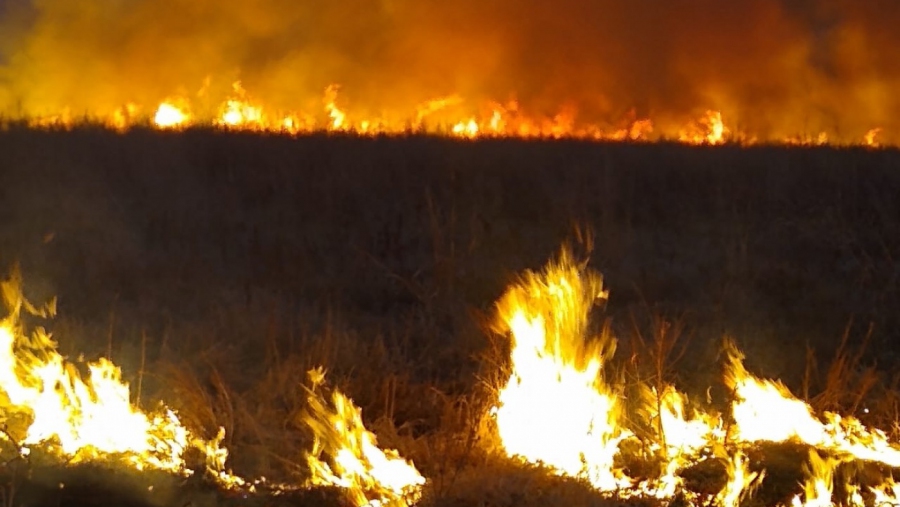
[0,0,898,142]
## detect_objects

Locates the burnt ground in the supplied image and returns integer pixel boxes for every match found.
[0,126,899,506]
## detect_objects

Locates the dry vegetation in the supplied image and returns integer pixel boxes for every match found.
[1,125,900,506]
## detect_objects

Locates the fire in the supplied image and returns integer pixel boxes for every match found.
[9,77,891,145]
[217,82,265,129]
[303,368,425,507]
[324,84,347,131]
[790,451,841,507]
[864,128,882,147]
[0,271,215,474]
[8,234,900,506]
[492,249,631,491]
[653,385,724,457]
[153,101,189,129]
[725,342,900,468]
[716,451,764,507]
[0,268,422,506]
[452,118,479,139]
[679,110,730,145]
[492,249,900,505]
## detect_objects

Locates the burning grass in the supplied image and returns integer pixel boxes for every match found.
[2,127,900,506]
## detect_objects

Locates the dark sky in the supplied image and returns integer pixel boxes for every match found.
[0,0,898,138]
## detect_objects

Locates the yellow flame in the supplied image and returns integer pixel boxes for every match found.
[725,342,900,468]
[451,118,479,138]
[654,386,724,457]
[0,267,422,502]
[492,249,633,491]
[217,82,265,129]
[491,249,900,505]
[790,451,841,507]
[154,102,189,129]
[870,477,900,507]
[303,368,425,507]
[864,127,882,147]
[0,273,215,475]
[324,84,347,131]
[716,451,764,507]
[679,110,730,145]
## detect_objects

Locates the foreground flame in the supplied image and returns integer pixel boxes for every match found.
[303,368,425,507]
[0,268,421,506]
[492,250,631,491]
[726,343,900,467]
[493,249,900,506]
[0,269,234,477]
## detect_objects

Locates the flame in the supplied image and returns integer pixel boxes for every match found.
[324,84,347,131]
[790,451,841,507]
[108,103,139,132]
[8,234,900,507]
[716,451,764,507]
[303,368,425,507]
[217,82,265,130]
[654,385,724,458]
[0,268,421,504]
[870,478,900,507]
[452,118,479,139]
[864,127,882,147]
[492,249,631,491]
[10,78,891,145]
[679,110,730,145]
[154,101,190,129]
[0,270,223,475]
[725,342,900,468]
[491,249,900,505]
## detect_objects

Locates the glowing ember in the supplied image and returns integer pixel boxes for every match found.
[303,368,425,507]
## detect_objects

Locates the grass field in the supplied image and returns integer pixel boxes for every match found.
[1,125,899,506]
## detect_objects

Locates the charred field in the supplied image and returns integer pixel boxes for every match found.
[2,125,900,507]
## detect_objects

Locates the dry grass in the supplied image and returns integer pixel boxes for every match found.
[2,125,900,505]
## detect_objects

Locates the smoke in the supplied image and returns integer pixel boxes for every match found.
[0,0,898,138]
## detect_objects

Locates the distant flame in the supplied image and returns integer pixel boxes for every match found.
[864,127,882,147]
[154,102,189,129]
[679,110,730,145]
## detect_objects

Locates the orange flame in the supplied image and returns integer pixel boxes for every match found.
[9,78,890,145]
